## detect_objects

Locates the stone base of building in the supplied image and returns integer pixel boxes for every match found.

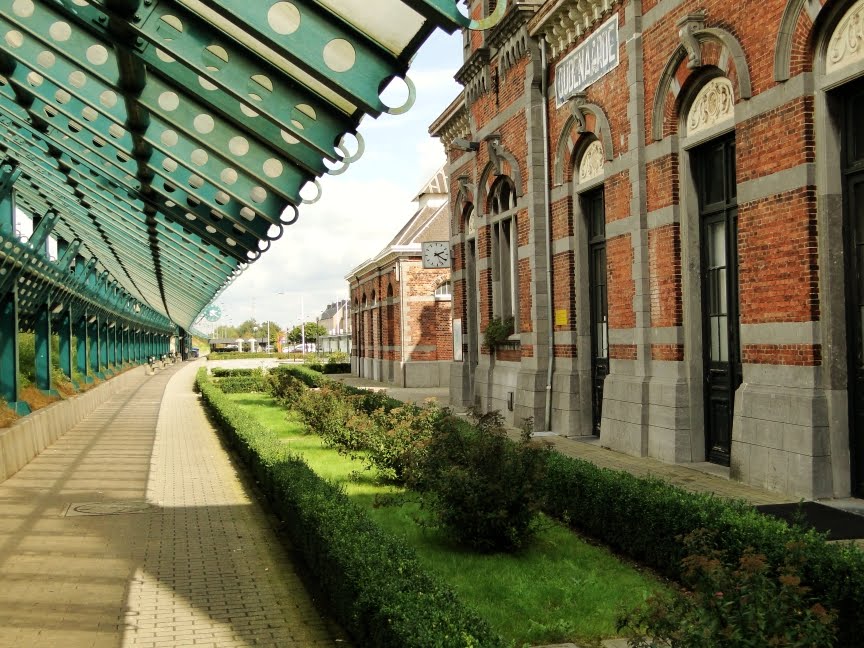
[731,382,834,499]
[351,358,450,388]
[600,373,649,457]
[449,361,474,408]
[403,361,451,388]
[550,366,593,436]
[646,374,694,463]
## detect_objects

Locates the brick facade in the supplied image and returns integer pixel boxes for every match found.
[429,0,864,499]
[347,171,453,388]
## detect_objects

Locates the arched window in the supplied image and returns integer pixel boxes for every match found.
[487,175,518,327]
[434,281,452,299]
[488,175,516,215]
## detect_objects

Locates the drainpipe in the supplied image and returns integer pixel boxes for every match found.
[541,39,555,432]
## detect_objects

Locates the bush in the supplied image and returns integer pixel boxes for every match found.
[265,370,307,408]
[363,401,442,482]
[211,367,260,377]
[483,316,514,349]
[539,452,864,645]
[619,529,837,647]
[322,363,351,374]
[271,364,325,388]
[215,375,267,393]
[414,412,550,552]
[295,385,372,452]
[195,369,502,647]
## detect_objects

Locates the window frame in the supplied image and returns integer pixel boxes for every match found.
[487,175,519,332]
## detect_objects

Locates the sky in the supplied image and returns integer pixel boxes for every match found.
[201,29,464,335]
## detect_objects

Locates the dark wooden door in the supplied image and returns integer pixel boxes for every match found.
[696,135,740,466]
[843,79,864,496]
[585,188,608,436]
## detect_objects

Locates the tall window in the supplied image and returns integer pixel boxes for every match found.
[584,187,608,434]
[488,176,518,325]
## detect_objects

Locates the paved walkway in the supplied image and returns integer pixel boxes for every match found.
[334,374,791,506]
[0,361,345,648]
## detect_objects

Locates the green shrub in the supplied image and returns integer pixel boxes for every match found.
[195,369,501,647]
[265,370,307,408]
[414,412,550,553]
[215,375,267,393]
[295,385,371,451]
[483,316,514,349]
[322,362,351,374]
[271,364,325,388]
[208,351,291,360]
[539,452,864,645]
[619,529,837,647]
[211,367,260,377]
[362,401,442,482]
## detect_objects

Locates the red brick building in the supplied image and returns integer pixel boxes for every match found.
[347,170,453,387]
[430,0,864,499]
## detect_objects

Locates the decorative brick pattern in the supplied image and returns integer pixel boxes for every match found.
[737,97,815,183]
[646,153,678,213]
[651,343,685,361]
[552,250,575,331]
[738,187,819,324]
[610,344,638,360]
[607,234,635,329]
[742,344,822,366]
[649,224,682,327]
[519,256,533,333]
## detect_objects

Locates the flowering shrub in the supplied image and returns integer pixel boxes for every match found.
[618,529,837,647]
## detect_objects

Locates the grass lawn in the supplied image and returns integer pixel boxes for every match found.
[227,392,667,647]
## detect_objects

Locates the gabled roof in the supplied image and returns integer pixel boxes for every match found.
[347,167,450,278]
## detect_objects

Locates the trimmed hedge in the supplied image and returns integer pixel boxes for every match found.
[270,364,326,387]
[208,352,292,360]
[211,367,259,377]
[215,375,267,393]
[540,452,864,645]
[196,369,502,648]
[307,362,352,374]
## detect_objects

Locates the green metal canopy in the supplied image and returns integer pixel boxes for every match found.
[0,0,504,331]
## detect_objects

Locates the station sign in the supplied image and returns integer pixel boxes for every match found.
[554,14,620,108]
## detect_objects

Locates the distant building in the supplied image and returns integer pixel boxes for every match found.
[317,301,352,354]
[347,169,453,387]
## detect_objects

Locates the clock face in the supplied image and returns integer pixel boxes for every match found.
[422,241,450,269]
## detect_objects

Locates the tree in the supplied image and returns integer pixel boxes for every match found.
[235,318,259,339]
[286,321,326,344]
[260,320,281,346]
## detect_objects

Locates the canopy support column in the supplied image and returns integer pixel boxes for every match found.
[76,313,90,384]
[0,288,29,415]
[89,315,101,379]
[0,168,28,415]
[107,322,116,373]
[100,320,109,377]
[34,300,58,395]
[58,304,74,386]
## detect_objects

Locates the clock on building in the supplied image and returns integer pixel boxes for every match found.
[422,241,451,268]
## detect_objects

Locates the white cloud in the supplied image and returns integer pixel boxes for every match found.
[197,30,463,336]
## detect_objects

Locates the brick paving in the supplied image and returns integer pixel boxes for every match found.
[0,361,345,648]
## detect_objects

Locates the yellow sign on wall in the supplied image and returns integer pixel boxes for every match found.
[555,309,568,327]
